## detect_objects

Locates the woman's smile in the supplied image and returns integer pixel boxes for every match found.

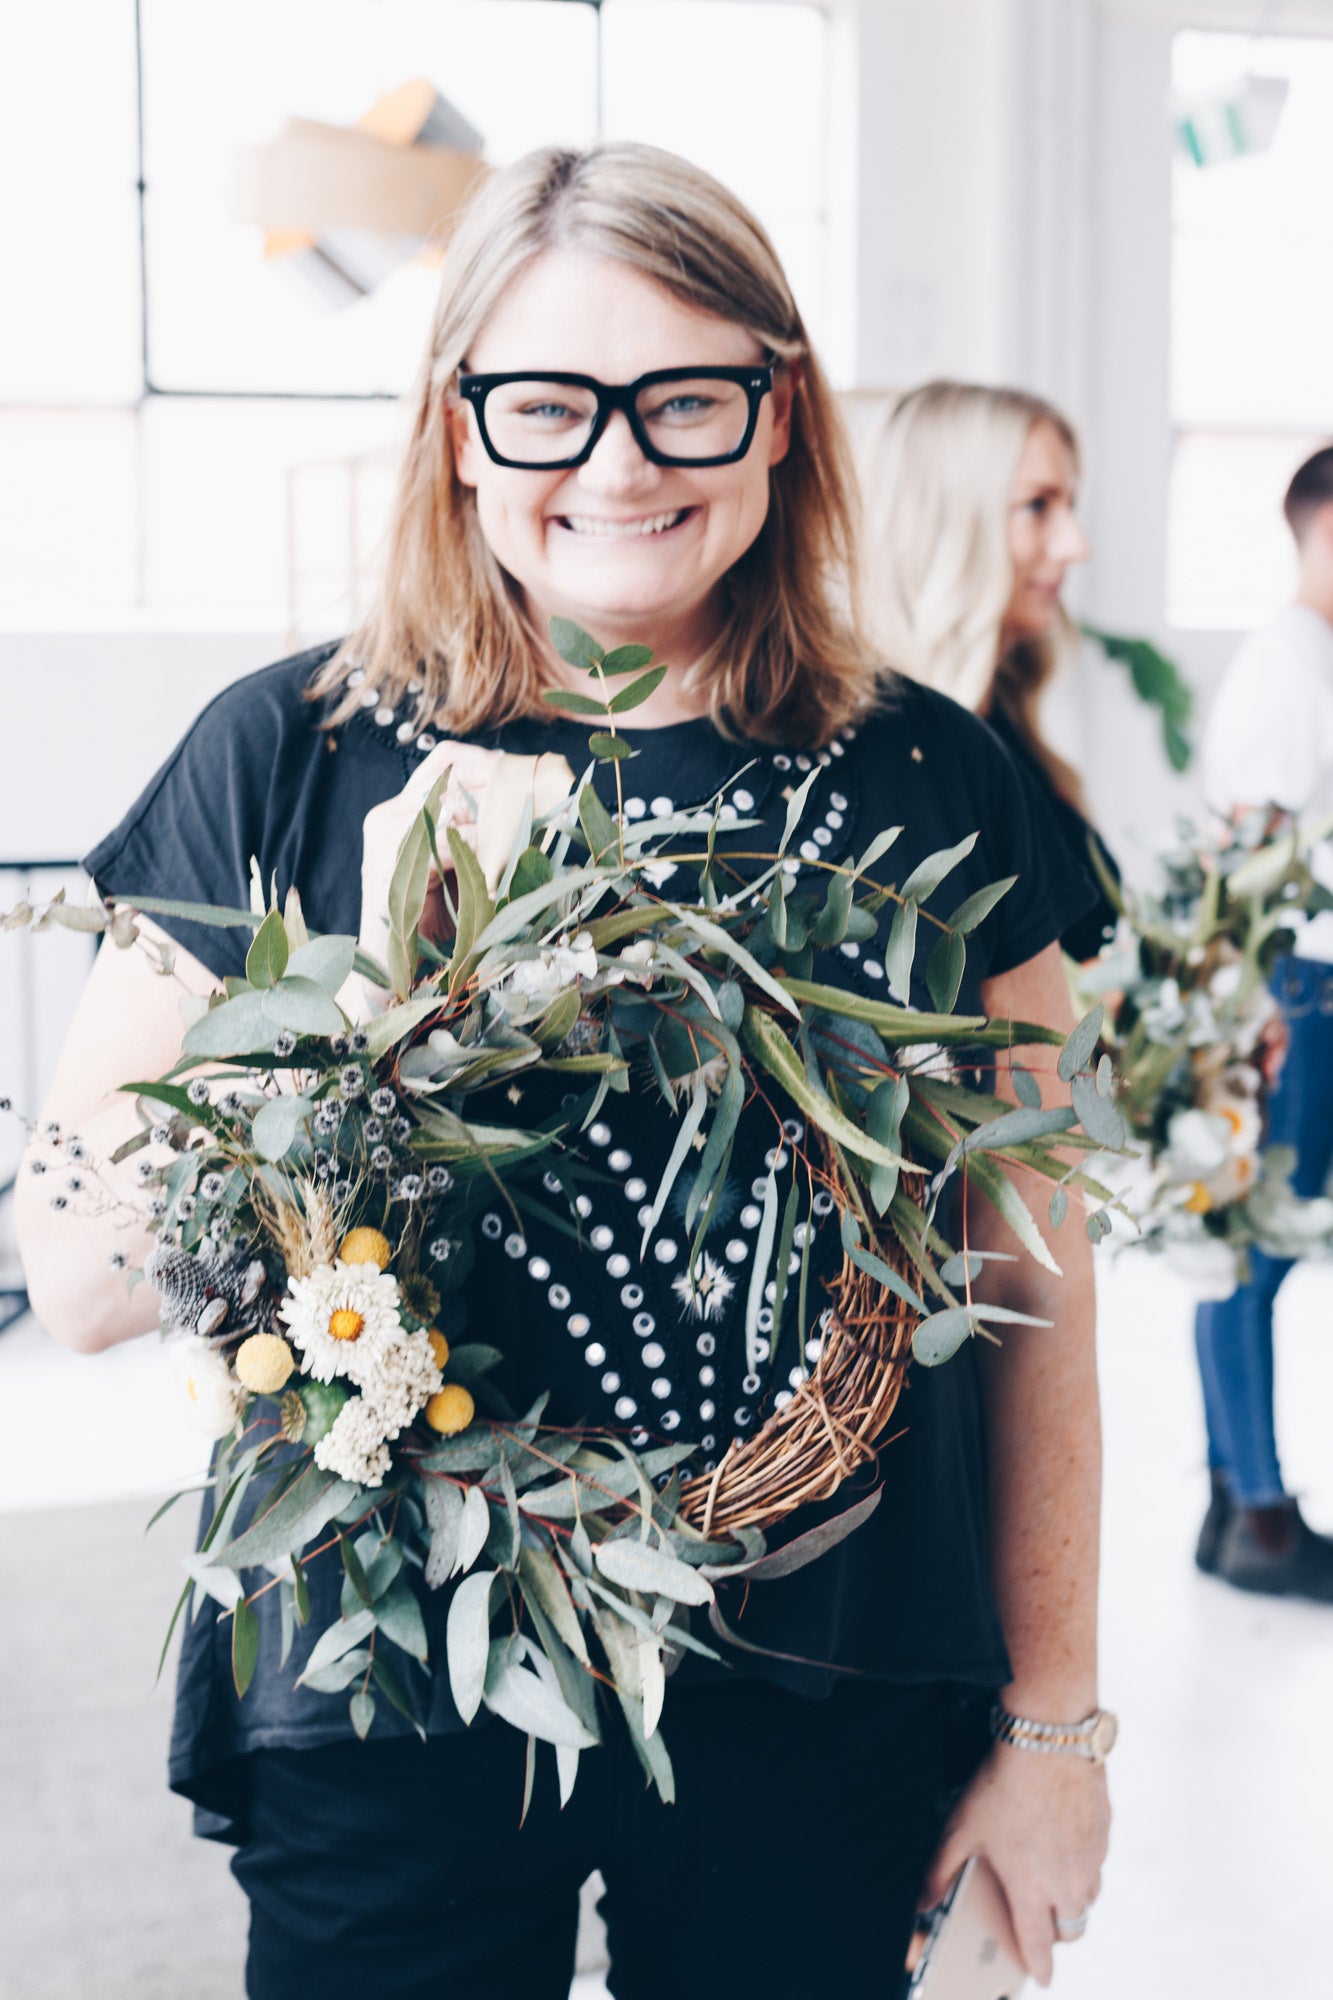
[548,505,701,540]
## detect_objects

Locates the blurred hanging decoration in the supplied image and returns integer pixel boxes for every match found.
[231,80,488,307]
[1082,627,1194,774]
[1174,69,1289,169]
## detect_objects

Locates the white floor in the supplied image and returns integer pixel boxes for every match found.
[3,1247,1332,1998]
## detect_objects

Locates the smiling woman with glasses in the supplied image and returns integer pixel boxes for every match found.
[32,140,1109,2000]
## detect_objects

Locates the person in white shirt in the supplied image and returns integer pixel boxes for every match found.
[1196,443,1333,1599]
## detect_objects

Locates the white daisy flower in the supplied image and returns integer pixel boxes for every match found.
[278,1259,404,1388]
[168,1338,243,1440]
[313,1396,393,1487]
[672,1252,736,1322]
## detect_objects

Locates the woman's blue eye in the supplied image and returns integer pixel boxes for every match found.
[520,402,577,421]
[648,394,714,422]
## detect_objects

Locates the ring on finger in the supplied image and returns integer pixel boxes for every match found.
[1054,1909,1089,1941]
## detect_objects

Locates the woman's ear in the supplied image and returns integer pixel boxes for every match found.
[766,361,800,468]
[446,395,481,488]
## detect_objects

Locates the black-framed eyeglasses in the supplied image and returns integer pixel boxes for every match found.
[455,365,775,470]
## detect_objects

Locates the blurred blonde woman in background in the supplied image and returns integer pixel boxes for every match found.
[863,380,1118,961]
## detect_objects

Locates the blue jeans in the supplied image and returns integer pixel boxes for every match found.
[1194,955,1333,1506]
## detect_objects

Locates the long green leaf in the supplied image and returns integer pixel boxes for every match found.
[741,1008,915,1174]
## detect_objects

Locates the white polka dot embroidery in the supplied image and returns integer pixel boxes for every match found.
[608,1149,632,1172]
[624,797,647,818]
[588,1122,612,1147]
[527,1256,550,1281]
[620,1283,644,1309]
[417,733,437,752]
[625,1178,647,1202]
[733,788,754,811]
[482,1213,502,1240]
[590,1224,614,1251]
[650,795,674,816]
[568,1313,590,1337]
[653,1238,677,1263]
[607,1253,630,1278]
[549,1283,571,1310]
[651,1378,672,1399]
[863,961,884,980]
[725,1239,748,1263]
[615,1395,637,1420]
[585,1343,607,1366]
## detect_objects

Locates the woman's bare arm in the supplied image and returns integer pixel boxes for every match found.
[920,941,1108,1986]
[14,920,221,1353]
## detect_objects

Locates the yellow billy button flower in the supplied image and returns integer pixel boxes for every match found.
[427,1329,450,1370]
[328,1309,366,1343]
[234,1333,296,1395]
[338,1227,392,1271]
[1184,1183,1214,1215]
[424,1384,474,1434]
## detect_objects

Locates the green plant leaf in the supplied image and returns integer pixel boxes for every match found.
[284,934,356,995]
[742,1007,914,1174]
[600,643,654,675]
[593,1538,714,1605]
[811,861,856,948]
[231,1597,259,1697]
[926,928,966,1013]
[1012,1065,1042,1109]
[900,834,979,903]
[182,991,286,1059]
[446,1569,496,1725]
[1071,1073,1127,1150]
[541,686,609,717]
[249,1093,308,1163]
[299,1608,377,1683]
[483,1653,598,1749]
[947,876,1017,935]
[374,1577,429,1663]
[587,731,635,760]
[262,977,347,1036]
[245,908,289,990]
[1057,1004,1104,1082]
[213,1467,357,1571]
[884,900,918,1002]
[578,782,620,865]
[608,664,668,713]
[549,617,604,670]
[349,1688,376,1740]
[912,1307,974,1366]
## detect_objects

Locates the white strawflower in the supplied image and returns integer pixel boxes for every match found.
[278,1259,404,1388]
[169,1338,243,1439]
[356,1328,442,1433]
[672,1252,736,1322]
[313,1395,393,1487]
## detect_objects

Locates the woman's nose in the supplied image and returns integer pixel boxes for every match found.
[577,409,659,495]
[1051,508,1090,565]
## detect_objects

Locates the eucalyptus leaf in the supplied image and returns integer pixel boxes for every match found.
[549,618,604,670]
[446,1569,497,1725]
[250,1094,307,1163]
[1071,1072,1127,1150]
[349,1688,376,1740]
[483,1657,598,1749]
[285,934,357,995]
[593,1538,715,1605]
[245,908,289,990]
[299,1608,377,1682]
[912,1308,975,1366]
[884,901,918,1002]
[261,978,346,1035]
[1058,1004,1105,1083]
[899,834,979,904]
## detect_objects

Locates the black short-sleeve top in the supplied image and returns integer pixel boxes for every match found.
[84,649,1094,1839]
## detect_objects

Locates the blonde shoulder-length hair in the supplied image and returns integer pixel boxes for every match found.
[312,143,871,747]
[862,378,1085,811]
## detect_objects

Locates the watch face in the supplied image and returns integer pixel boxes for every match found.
[1090,1711,1119,1762]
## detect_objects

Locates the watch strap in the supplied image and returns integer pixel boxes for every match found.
[990,1702,1118,1765]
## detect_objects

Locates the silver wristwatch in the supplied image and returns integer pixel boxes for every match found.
[990,1702,1119,1767]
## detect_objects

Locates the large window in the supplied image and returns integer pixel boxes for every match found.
[0,0,831,632]
[1169,31,1333,629]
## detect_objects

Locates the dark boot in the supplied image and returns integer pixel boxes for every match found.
[1212,1497,1333,1603]
[1195,1470,1232,1575]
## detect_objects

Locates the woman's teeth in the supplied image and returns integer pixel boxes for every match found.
[558,509,690,538]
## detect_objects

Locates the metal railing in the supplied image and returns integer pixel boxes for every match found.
[0,859,95,1335]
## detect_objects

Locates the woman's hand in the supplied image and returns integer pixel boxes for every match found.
[921,1744,1110,1986]
[352,741,504,1014]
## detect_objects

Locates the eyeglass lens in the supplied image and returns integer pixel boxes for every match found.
[479,376,754,465]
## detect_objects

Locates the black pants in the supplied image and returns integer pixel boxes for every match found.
[232,1676,990,2000]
